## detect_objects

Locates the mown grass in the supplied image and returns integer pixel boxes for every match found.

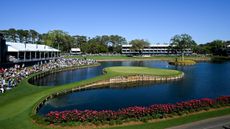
[169,60,196,66]
[105,66,182,77]
[105,108,230,129]
[0,64,228,129]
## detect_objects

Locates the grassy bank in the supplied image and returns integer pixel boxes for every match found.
[65,55,211,62]
[169,60,196,66]
[105,108,230,129]
[211,56,230,62]
[0,65,228,129]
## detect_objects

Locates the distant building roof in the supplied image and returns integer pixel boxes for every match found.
[122,44,170,47]
[6,42,60,52]
[70,48,81,52]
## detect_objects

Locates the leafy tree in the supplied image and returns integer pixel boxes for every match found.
[21,30,30,43]
[29,29,39,43]
[79,35,127,54]
[73,35,89,53]
[195,40,228,55]
[209,40,226,55]
[16,29,26,43]
[87,36,108,53]
[0,29,18,42]
[0,30,11,42]
[109,35,127,53]
[8,28,17,42]
[130,39,150,55]
[44,30,75,52]
[170,34,195,60]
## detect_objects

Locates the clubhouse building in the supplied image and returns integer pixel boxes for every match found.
[122,44,192,55]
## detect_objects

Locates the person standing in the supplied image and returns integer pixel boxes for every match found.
[2,78,6,87]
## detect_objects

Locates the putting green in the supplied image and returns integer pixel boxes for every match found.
[105,66,182,77]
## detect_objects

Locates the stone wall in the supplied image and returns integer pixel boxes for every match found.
[79,74,184,88]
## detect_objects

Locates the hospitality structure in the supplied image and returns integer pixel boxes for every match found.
[0,33,60,64]
[7,42,60,63]
[121,44,192,55]
[70,48,81,55]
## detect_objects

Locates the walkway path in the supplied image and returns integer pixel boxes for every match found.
[168,115,230,129]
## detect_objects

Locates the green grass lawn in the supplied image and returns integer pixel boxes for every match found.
[104,108,230,129]
[169,59,197,66]
[65,55,211,61]
[0,65,228,129]
[105,66,182,77]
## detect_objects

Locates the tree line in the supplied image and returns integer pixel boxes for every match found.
[195,40,230,56]
[0,29,229,56]
[0,29,128,53]
[0,28,41,43]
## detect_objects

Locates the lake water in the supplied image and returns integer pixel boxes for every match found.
[37,61,230,115]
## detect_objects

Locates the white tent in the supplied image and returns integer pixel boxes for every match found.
[6,42,60,62]
[7,42,59,52]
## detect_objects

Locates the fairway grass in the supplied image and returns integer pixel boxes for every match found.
[0,64,228,129]
[104,108,230,129]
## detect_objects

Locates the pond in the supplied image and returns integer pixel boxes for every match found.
[37,61,230,115]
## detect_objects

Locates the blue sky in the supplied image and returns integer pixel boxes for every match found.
[1,0,230,44]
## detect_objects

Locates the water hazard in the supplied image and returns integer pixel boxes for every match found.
[37,61,230,115]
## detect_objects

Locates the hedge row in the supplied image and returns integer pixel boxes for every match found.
[45,96,230,124]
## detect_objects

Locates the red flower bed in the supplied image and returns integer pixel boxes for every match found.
[45,96,230,124]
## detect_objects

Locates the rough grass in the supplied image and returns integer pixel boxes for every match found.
[0,64,228,129]
[169,60,196,66]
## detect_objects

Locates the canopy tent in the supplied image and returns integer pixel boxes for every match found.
[6,42,60,63]
[7,42,59,52]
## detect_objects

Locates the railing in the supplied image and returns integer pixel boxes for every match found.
[12,57,60,63]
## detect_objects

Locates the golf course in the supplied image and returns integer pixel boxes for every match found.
[0,63,229,129]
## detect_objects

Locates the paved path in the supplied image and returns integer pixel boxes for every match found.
[167,115,230,129]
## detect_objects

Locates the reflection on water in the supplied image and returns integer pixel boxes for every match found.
[37,61,230,115]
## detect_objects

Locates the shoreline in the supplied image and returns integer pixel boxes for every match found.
[34,72,184,115]
[28,63,100,86]
[41,106,230,129]
[96,58,210,62]
[65,55,211,62]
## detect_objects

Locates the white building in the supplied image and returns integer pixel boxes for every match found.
[70,48,81,55]
[6,42,60,62]
[122,44,192,55]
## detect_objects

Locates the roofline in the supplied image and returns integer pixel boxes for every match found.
[6,42,60,52]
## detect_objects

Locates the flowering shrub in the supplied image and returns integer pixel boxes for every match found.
[45,96,230,124]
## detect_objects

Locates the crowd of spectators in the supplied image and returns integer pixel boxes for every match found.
[0,58,97,93]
